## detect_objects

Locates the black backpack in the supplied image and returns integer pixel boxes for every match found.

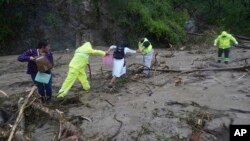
[113,46,125,59]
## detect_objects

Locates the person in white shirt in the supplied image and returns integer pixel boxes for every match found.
[106,42,137,87]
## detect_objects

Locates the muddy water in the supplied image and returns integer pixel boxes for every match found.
[0,47,250,140]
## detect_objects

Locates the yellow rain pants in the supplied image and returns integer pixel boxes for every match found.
[57,42,105,98]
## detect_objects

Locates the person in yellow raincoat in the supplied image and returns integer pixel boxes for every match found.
[57,42,107,104]
[214,31,238,64]
[137,37,154,77]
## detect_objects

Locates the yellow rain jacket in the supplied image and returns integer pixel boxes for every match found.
[138,38,153,55]
[57,42,105,98]
[214,31,238,49]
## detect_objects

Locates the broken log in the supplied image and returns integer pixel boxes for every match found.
[8,86,37,141]
[30,102,92,141]
[180,65,250,73]
[236,45,250,49]
[128,63,250,73]
[231,57,250,63]
[234,35,250,41]
[187,32,205,36]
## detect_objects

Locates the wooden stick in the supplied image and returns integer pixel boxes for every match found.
[7,86,37,141]
[180,65,250,73]
[104,99,115,107]
[234,35,250,41]
[187,32,205,36]
[128,63,250,73]
[0,90,9,97]
[236,45,250,49]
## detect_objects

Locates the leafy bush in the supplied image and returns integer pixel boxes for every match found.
[108,0,189,45]
[172,0,250,35]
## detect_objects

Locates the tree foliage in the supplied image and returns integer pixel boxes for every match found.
[108,0,189,44]
[0,0,25,50]
[108,0,250,44]
[172,0,250,35]
[0,0,249,52]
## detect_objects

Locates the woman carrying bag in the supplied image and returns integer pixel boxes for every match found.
[18,39,54,103]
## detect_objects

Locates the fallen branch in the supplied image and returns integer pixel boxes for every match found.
[234,35,250,41]
[80,116,92,122]
[180,65,250,74]
[128,63,250,73]
[107,114,123,141]
[87,64,92,81]
[104,99,115,107]
[236,45,250,49]
[0,90,9,97]
[30,102,92,141]
[231,57,250,63]
[187,32,205,36]
[7,86,37,141]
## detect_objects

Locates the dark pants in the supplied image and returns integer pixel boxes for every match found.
[31,73,52,101]
[218,48,230,63]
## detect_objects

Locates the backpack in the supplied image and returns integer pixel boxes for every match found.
[113,46,125,59]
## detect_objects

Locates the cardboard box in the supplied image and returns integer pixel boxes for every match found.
[35,56,52,72]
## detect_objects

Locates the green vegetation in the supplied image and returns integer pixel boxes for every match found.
[45,13,57,30]
[108,0,250,44]
[0,0,25,50]
[108,0,189,44]
[0,0,249,53]
[172,0,250,35]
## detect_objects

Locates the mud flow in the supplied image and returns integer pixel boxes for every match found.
[0,47,250,141]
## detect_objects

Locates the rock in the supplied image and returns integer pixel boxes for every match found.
[232,113,250,125]
[184,20,197,33]
[0,109,14,127]
[205,117,231,132]
[189,133,202,141]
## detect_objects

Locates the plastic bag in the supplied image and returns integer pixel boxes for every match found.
[102,54,113,66]
[35,72,51,84]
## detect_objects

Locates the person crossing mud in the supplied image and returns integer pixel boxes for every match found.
[106,42,137,88]
[57,42,108,106]
[18,39,54,103]
[214,31,238,64]
[137,37,154,77]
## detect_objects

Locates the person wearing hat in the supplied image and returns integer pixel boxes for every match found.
[106,42,137,88]
[214,31,238,64]
[57,42,107,105]
[18,39,54,103]
[137,37,154,76]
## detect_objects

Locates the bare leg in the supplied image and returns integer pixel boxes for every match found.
[108,76,117,88]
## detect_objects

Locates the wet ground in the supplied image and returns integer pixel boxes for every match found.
[0,46,250,141]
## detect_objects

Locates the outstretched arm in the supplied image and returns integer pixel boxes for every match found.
[107,45,116,53]
[125,48,137,54]
[214,36,220,46]
[230,35,238,45]
[17,49,35,62]
[90,49,106,57]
